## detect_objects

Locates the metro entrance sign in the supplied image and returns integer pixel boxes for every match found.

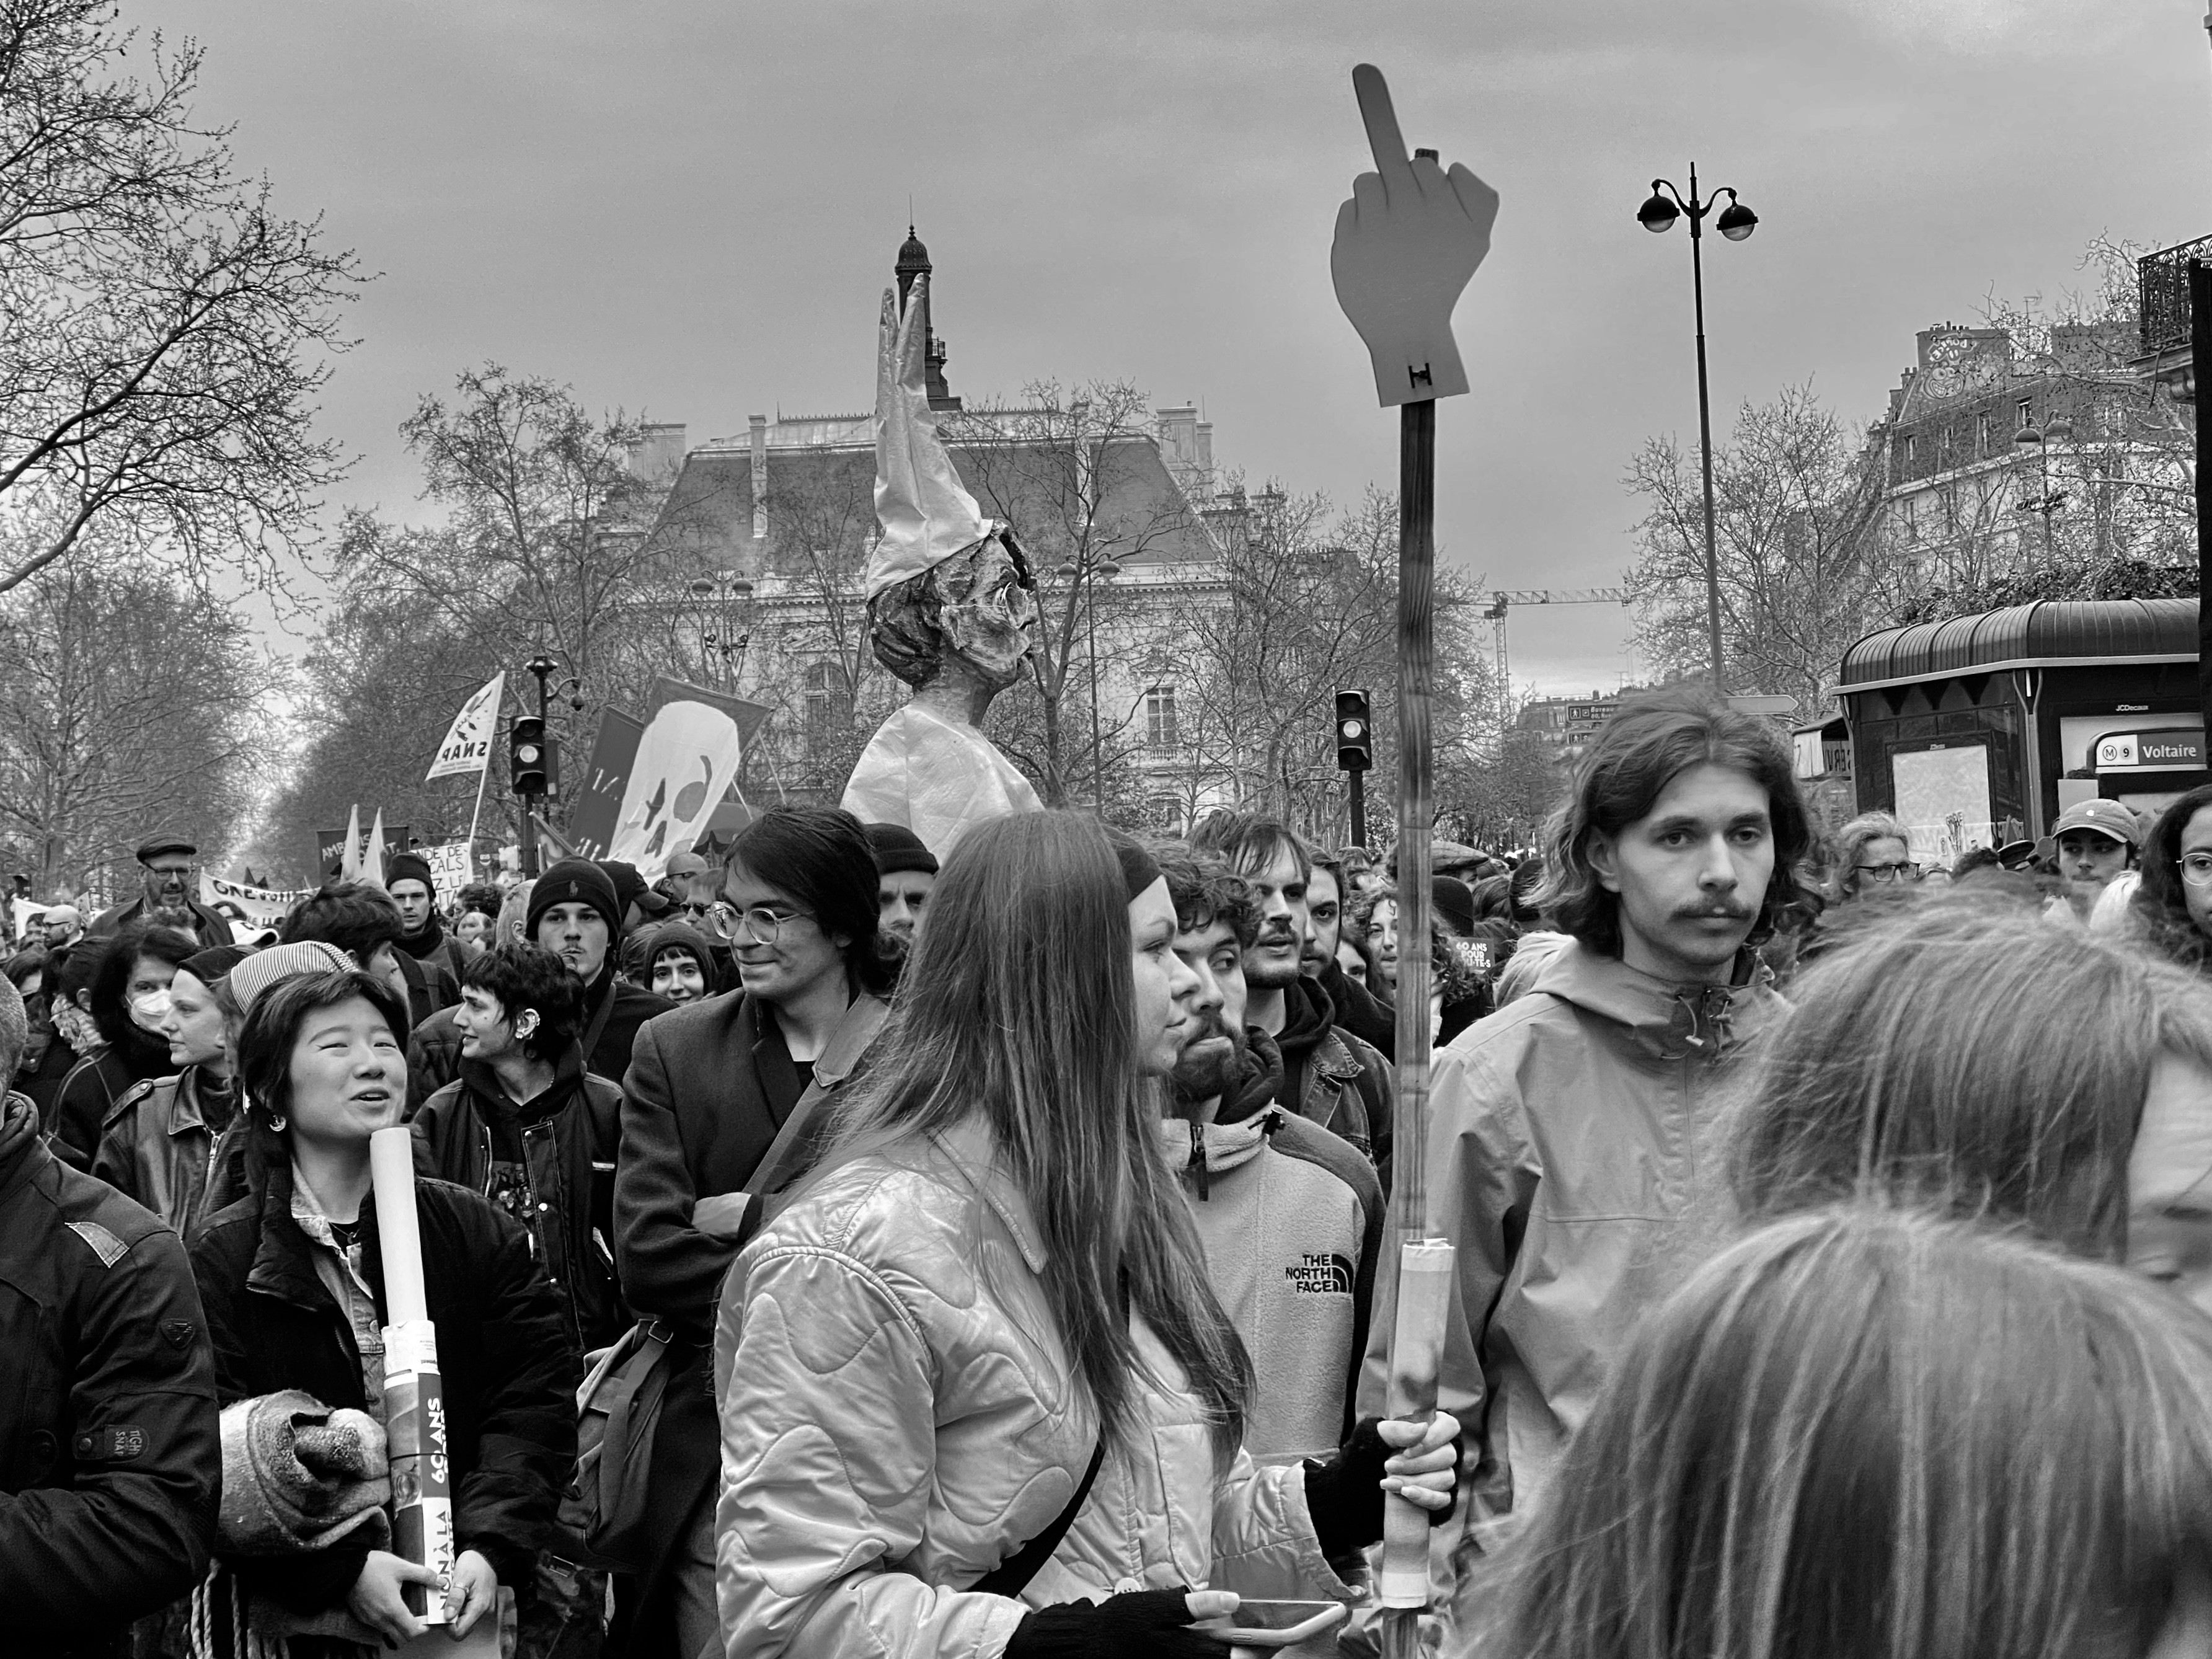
[2096,728,2206,772]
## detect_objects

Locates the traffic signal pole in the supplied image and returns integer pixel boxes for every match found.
[1348,769,1367,847]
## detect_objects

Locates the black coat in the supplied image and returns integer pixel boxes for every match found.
[612,988,884,1652]
[0,1111,219,1657]
[412,1043,628,1353]
[88,895,236,953]
[51,1035,174,1170]
[190,1162,578,1610]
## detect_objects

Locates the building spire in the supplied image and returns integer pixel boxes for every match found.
[892,226,958,412]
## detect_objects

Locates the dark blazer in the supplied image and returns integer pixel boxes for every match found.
[611,988,886,1653]
[190,1164,577,1609]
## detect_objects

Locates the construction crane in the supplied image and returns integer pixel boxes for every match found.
[1482,588,1632,726]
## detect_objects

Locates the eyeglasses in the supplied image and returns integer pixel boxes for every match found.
[710,903,815,945]
[1856,861,1921,883]
[2178,854,2212,890]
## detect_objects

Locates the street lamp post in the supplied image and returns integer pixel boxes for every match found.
[1638,164,1758,689]
[688,571,756,691]
[1056,555,1121,810]
[2013,416,2074,559]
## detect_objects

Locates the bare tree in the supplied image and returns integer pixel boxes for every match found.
[1627,383,1888,717]
[0,0,360,594]
[948,381,1200,807]
[0,537,267,893]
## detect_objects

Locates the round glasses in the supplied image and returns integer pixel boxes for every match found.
[710,903,815,945]
[2177,853,2212,890]
[1856,860,1921,884]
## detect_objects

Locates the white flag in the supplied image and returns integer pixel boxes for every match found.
[426,673,506,782]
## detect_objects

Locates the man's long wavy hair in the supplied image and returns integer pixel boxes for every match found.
[812,810,1251,1461]
[1535,689,1820,957]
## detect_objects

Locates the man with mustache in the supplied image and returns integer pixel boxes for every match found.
[1365,689,1810,1626]
[87,836,235,951]
[1156,846,1385,1463]
[1190,812,1393,1190]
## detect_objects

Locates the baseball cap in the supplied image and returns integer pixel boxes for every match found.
[2050,799,2140,847]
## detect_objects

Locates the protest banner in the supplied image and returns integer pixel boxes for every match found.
[604,678,771,882]
[314,820,411,885]
[201,874,313,931]
[425,673,506,781]
[421,841,473,906]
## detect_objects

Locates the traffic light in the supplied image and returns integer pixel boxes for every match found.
[510,715,549,796]
[1335,690,1373,771]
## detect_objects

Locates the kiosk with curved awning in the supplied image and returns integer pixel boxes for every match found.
[1835,597,2201,859]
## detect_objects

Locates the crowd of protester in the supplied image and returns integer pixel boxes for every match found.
[9,685,2212,1659]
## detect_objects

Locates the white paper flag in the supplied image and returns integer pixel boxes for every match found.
[426,673,506,782]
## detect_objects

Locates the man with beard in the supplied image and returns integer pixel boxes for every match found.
[862,823,937,983]
[1190,811,1392,1187]
[1304,850,1395,1060]
[385,851,473,984]
[1365,689,1807,1606]
[88,836,234,950]
[1156,846,1384,1462]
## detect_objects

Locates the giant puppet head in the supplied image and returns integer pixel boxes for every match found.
[842,274,1043,852]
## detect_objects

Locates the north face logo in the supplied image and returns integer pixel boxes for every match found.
[1285,1253,1354,1295]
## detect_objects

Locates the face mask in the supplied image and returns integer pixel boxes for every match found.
[128,989,172,1030]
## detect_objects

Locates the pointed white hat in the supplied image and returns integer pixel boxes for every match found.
[867,275,995,601]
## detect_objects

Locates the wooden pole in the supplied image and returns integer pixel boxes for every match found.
[2192,260,2211,738]
[1379,397,1440,1659]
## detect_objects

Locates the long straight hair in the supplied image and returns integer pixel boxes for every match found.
[813,810,1251,1460]
[1728,893,2212,1259]
[1475,1206,2212,1659]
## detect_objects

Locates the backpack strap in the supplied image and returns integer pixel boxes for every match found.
[968,1437,1107,1599]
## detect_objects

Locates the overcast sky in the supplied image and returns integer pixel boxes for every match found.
[168,0,2208,699]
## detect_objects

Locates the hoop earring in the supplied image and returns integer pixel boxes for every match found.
[265,1113,286,1132]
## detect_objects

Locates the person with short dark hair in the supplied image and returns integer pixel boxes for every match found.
[51,921,196,1167]
[92,944,252,1239]
[1190,811,1394,1185]
[1370,689,1811,1601]
[19,939,104,1130]
[280,881,458,1032]
[1156,845,1386,1462]
[617,805,891,1655]
[630,917,720,1006]
[385,851,472,984]
[0,971,223,1655]
[87,834,236,950]
[191,969,575,1651]
[411,942,626,1355]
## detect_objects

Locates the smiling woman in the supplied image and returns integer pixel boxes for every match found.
[187,970,578,1652]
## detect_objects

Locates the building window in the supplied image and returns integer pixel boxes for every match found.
[1145,685,1179,749]
[1903,433,1917,469]
[1976,410,1992,454]
[2017,397,2033,430]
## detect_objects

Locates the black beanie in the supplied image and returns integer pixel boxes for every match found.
[528,858,624,942]
[384,852,435,891]
[863,823,939,877]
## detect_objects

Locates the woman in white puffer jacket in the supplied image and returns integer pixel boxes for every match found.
[715,812,1458,1659]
